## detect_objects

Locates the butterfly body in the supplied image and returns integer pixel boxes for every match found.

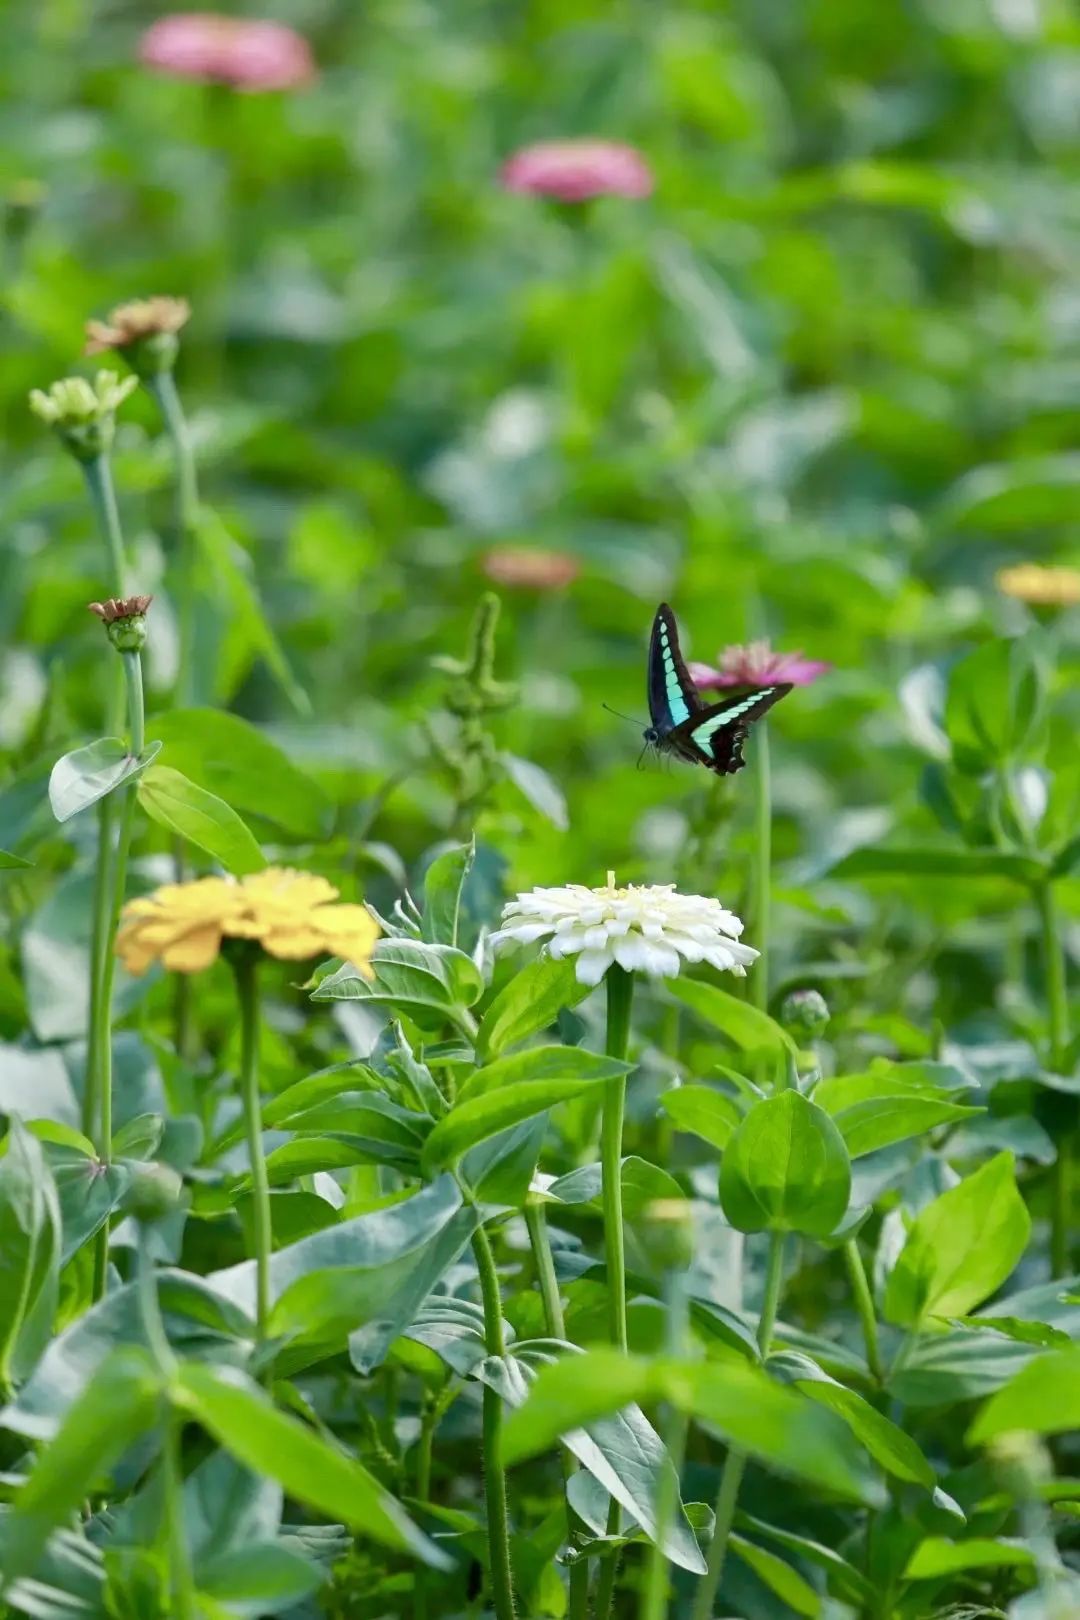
[644,604,790,776]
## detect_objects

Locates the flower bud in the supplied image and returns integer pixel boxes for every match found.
[638,1198,694,1273]
[780,987,830,1041]
[29,370,137,461]
[125,1161,185,1224]
[88,595,152,653]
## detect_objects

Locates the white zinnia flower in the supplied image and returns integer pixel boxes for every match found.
[490,872,758,988]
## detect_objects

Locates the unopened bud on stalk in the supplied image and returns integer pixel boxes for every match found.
[29,370,138,460]
[125,1160,185,1224]
[639,1198,694,1272]
[88,595,153,652]
[85,296,191,377]
[780,987,830,1041]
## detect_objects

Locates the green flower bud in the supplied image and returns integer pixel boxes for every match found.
[125,1161,185,1224]
[638,1198,694,1273]
[29,370,138,461]
[780,987,830,1041]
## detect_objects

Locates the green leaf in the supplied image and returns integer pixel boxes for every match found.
[735,1513,872,1607]
[477,956,592,1059]
[944,636,1046,773]
[1,1347,161,1593]
[937,453,1080,532]
[0,849,31,870]
[458,1045,630,1103]
[884,1153,1031,1328]
[659,1084,742,1152]
[48,737,162,823]
[719,1091,851,1238]
[501,752,569,830]
[968,1346,1080,1443]
[904,1537,1035,1578]
[151,708,330,839]
[173,1362,448,1567]
[421,1066,620,1176]
[829,845,1045,885]
[197,1542,324,1615]
[421,841,474,947]
[671,979,794,1058]
[729,1534,822,1617]
[137,765,266,875]
[769,1355,935,1487]
[0,1119,62,1391]
[313,938,483,1031]
[812,1066,981,1157]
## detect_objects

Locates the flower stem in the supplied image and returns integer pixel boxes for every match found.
[692,1233,785,1620]
[603,964,634,1352]
[843,1238,884,1385]
[1037,882,1073,1277]
[751,719,771,1012]
[472,1225,516,1620]
[234,951,272,1343]
[146,370,199,708]
[82,451,129,594]
[641,1268,690,1620]
[137,1236,196,1620]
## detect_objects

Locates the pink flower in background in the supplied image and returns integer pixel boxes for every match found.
[482,546,580,591]
[501,140,653,203]
[690,640,830,691]
[138,13,315,91]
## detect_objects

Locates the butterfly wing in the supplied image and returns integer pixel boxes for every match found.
[647,603,704,737]
[667,683,792,775]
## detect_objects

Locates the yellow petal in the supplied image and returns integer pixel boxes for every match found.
[160,924,224,974]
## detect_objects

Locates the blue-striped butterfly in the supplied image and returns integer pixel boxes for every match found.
[644,603,791,775]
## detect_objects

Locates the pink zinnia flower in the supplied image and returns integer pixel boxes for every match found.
[138,13,315,91]
[500,140,652,204]
[481,546,580,591]
[690,640,830,691]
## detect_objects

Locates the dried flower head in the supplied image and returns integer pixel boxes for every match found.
[117,868,379,977]
[481,546,580,591]
[491,871,757,987]
[85,296,191,374]
[29,371,138,461]
[138,13,316,92]
[995,563,1080,608]
[88,595,153,652]
[501,139,653,204]
[691,640,830,691]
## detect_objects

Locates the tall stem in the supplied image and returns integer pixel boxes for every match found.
[147,370,199,708]
[843,1238,884,1384]
[137,1236,196,1620]
[751,720,771,1012]
[472,1226,516,1620]
[641,1267,690,1620]
[1037,882,1073,1277]
[234,952,272,1343]
[692,1233,785,1620]
[82,452,129,594]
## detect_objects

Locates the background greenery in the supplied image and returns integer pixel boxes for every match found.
[2,2,1080,1617]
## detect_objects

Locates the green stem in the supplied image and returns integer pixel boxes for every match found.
[83,794,116,1142]
[472,1226,516,1620]
[751,720,771,1012]
[843,1238,884,1385]
[136,1239,196,1620]
[1037,883,1073,1277]
[82,452,129,593]
[692,1234,785,1620]
[603,964,634,1353]
[147,370,199,708]
[234,952,272,1343]
[641,1269,690,1620]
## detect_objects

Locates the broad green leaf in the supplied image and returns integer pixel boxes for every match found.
[0,850,31,870]
[137,765,266,875]
[829,845,1045,885]
[944,636,1045,774]
[968,1346,1080,1443]
[313,938,484,1031]
[0,1120,62,1391]
[938,454,1080,532]
[458,1045,630,1103]
[768,1355,935,1487]
[421,841,473,947]
[904,1537,1035,1578]
[151,709,330,839]
[671,979,794,1057]
[735,1513,872,1607]
[421,1070,616,1176]
[477,956,592,1059]
[1,1347,161,1591]
[719,1091,851,1238]
[884,1153,1030,1328]
[659,1084,742,1151]
[48,737,162,823]
[173,1362,448,1567]
[197,1542,324,1614]
[812,1068,981,1157]
[501,752,569,830]
[729,1535,821,1617]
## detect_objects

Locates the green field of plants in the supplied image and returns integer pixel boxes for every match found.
[1,3,1079,1617]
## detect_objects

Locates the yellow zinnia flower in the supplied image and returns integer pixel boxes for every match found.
[996,563,1080,607]
[116,867,379,977]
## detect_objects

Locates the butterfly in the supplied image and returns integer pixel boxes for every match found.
[643,603,791,775]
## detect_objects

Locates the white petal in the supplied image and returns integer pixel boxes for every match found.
[575,948,614,986]
[640,942,682,978]
[612,934,654,972]
[582,925,610,951]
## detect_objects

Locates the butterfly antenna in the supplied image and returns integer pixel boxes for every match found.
[603,701,647,729]
[635,740,651,771]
